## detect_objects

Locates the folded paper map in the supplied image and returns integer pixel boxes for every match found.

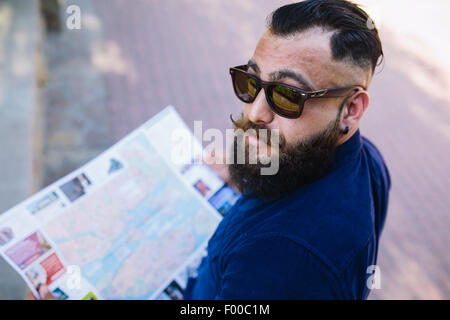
[0,106,239,300]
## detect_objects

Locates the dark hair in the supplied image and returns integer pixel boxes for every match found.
[268,0,383,73]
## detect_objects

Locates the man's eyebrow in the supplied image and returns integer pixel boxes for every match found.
[247,59,260,74]
[246,60,314,90]
[269,69,314,91]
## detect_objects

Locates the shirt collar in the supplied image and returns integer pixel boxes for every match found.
[328,129,362,172]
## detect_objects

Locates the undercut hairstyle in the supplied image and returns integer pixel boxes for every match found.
[268,0,383,73]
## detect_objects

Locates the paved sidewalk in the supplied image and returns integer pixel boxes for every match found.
[0,0,41,300]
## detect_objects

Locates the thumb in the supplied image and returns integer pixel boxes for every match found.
[38,284,57,300]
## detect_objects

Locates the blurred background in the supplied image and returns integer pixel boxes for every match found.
[0,0,449,299]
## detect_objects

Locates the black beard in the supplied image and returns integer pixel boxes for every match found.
[228,115,342,201]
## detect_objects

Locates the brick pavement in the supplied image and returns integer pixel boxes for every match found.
[39,0,449,299]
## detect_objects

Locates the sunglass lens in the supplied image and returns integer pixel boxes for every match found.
[233,71,257,103]
[270,85,303,117]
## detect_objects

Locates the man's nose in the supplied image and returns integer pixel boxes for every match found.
[246,89,274,125]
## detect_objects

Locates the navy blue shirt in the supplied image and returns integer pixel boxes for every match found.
[184,130,391,299]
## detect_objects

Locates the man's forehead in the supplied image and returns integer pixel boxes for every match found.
[251,28,360,88]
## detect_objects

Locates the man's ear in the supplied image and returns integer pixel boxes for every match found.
[340,90,370,131]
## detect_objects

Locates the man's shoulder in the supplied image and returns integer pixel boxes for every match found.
[256,200,375,275]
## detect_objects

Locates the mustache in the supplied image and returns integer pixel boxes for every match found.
[230,113,286,149]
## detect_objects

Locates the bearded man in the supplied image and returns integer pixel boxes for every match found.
[184,0,391,299]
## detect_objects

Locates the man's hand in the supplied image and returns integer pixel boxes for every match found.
[203,149,230,183]
[24,285,57,300]
[202,149,240,193]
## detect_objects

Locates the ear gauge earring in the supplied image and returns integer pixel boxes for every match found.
[342,126,350,135]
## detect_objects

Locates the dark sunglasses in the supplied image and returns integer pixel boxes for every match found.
[229,65,365,119]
